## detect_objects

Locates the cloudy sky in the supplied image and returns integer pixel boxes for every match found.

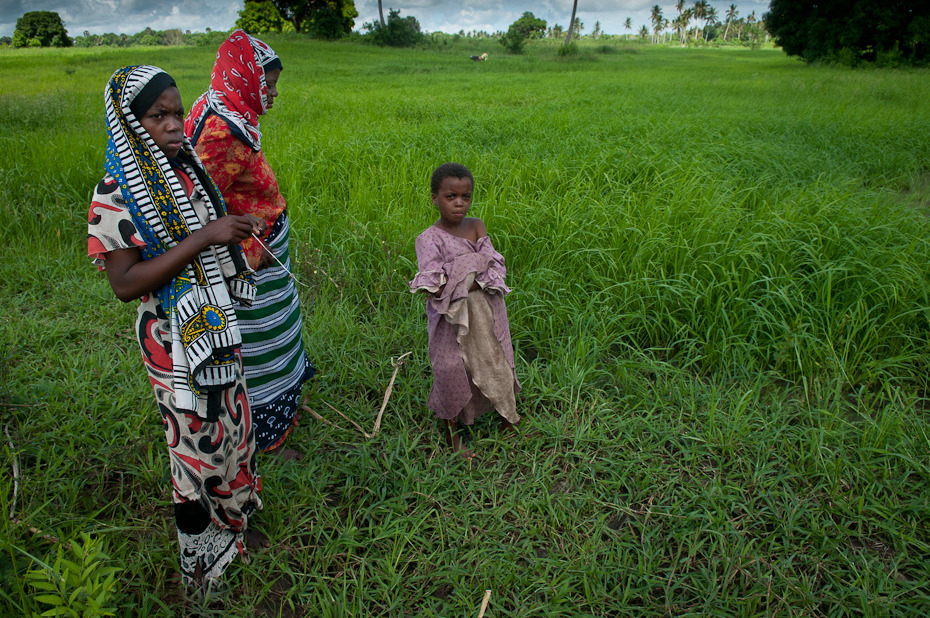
[0,0,771,39]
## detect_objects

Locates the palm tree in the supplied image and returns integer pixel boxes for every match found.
[624,17,632,33]
[704,5,717,40]
[746,11,758,45]
[564,0,578,46]
[723,3,737,42]
[650,5,663,44]
[638,25,649,39]
[377,0,385,27]
[692,0,708,42]
[674,9,691,46]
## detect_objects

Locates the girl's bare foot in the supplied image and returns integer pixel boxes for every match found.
[445,419,475,460]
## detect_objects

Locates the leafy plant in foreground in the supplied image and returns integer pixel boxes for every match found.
[24,534,118,618]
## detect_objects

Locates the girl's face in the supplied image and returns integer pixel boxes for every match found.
[138,86,184,158]
[265,68,281,112]
[432,176,473,227]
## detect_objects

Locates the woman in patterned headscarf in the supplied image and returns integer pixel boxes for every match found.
[88,65,265,595]
[186,30,315,461]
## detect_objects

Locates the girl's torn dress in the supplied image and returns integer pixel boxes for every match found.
[410,226,521,425]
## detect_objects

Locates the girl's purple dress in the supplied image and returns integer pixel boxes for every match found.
[410,226,521,424]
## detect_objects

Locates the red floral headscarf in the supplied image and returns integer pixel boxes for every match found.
[185,29,281,152]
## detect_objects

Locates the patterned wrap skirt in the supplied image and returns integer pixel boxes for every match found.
[135,298,262,590]
[236,211,315,450]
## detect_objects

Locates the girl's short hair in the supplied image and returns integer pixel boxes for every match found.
[430,163,473,194]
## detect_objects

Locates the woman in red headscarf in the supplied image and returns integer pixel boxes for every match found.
[186,30,315,461]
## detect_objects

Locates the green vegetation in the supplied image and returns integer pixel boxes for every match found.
[11,11,72,48]
[270,0,357,38]
[237,0,296,35]
[1,38,929,616]
[765,0,930,66]
[363,8,426,48]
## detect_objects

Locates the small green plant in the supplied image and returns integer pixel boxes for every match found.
[24,534,119,618]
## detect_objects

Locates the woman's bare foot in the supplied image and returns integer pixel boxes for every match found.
[445,419,475,460]
[264,445,304,461]
[244,528,270,550]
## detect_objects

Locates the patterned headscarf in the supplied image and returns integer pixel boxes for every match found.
[104,65,255,418]
[185,29,281,152]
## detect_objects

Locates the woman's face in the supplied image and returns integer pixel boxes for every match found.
[265,68,281,112]
[139,86,184,158]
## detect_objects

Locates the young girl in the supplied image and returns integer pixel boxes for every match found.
[88,65,264,595]
[409,163,521,458]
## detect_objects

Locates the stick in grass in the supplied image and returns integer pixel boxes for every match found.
[370,351,412,438]
[310,352,411,439]
[478,589,491,618]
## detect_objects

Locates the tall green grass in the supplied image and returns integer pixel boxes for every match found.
[1,39,929,615]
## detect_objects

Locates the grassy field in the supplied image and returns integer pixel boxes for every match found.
[1,36,930,616]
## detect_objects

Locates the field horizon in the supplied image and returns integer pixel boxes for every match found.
[1,38,929,616]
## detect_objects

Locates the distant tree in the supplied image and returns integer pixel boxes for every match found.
[364,8,424,47]
[307,4,351,39]
[0,36,11,46]
[510,11,547,39]
[563,0,578,46]
[650,5,663,44]
[271,0,356,35]
[500,11,546,54]
[674,10,690,46]
[691,0,708,41]
[638,25,649,39]
[548,24,564,38]
[591,20,602,39]
[705,5,718,40]
[237,0,291,33]
[723,3,738,42]
[765,0,929,65]
[624,17,632,33]
[12,11,72,48]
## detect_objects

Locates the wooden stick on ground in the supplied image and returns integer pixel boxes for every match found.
[478,589,492,618]
[370,351,412,438]
[309,351,412,439]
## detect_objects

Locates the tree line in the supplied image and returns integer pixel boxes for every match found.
[6,0,928,66]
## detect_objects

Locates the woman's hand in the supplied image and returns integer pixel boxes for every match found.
[244,214,268,236]
[106,215,260,302]
[199,215,257,246]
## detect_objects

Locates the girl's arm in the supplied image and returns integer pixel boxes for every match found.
[105,215,259,302]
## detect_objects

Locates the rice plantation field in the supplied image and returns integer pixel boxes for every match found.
[1,37,930,616]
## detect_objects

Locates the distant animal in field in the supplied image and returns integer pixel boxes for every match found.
[469,53,489,61]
